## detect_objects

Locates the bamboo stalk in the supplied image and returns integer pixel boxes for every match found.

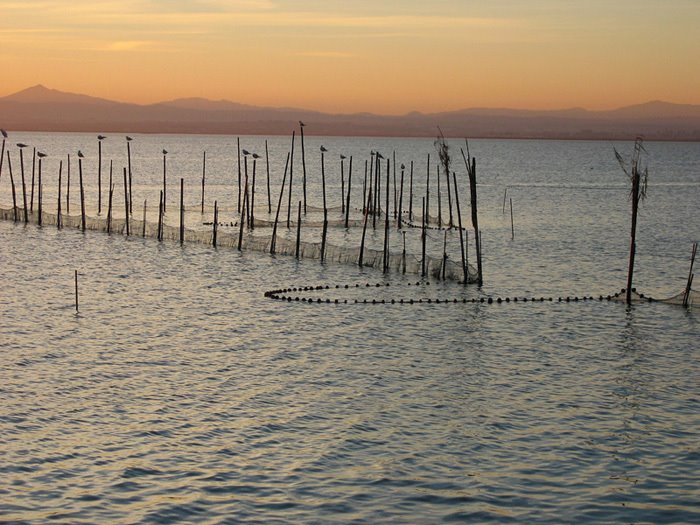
[98,137,103,214]
[340,156,345,214]
[437,162,442,228]
[445,160,453,227]
[510,197,515,240]
[321,209,328,263]
[398,164,405,229]
[425,153,430,226]
[300,123,307,214]
[157,190,163,241]
[362,159,368,214]
[251,156,256,230]
[237,137,242,213]
[392,150,397,219]
[66,154,71,215]
[37,156,42,226]
[238,173,248,250]
[162,150,167,214]
[408,160,414,222]
[383,158,390,273]
[74,270,79,313]
[421,197,426,277]
[126,137,133,215]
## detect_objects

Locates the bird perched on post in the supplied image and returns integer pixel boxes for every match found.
[320,146,328,152]
[162,149,168,155]
[241,149,250,156]
[340,154,346,160]
[126,136,133,141]
[1,129,7,138]
[98,135,106,140]
[78,150,84,158]
[299,121,305,127]
[37,152,47,158]
[17,143,28,148]
[376,152,384,160]
[252,153,260,159]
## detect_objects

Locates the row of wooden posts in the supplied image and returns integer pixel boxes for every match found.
[0,129,485,284]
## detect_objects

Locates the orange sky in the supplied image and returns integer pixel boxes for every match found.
[1,0,699,114]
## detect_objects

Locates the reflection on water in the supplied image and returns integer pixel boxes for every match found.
[1,135,699,523]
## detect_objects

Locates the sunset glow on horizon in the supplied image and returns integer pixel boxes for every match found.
[1,0,698,115]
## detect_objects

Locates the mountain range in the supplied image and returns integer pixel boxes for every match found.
[2,85,700,140]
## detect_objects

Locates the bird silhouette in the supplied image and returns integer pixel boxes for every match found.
[126,136,133,141]
[17,143,28,148]
[252,153,260,159]
[78,151,84,158]
[299,121,305,127]
[1,129,7,138]
[401,164,405,169]
[162,149,168,155]
[241,149,250,156]
[340,154,346,160]
[320,146,328,152]
[376,152,384,159]
[98,135,106,140]
[37,152,47,158]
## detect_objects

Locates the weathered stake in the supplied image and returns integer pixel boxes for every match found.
[683,242,697,308]
[344,156,352,228]
[142,199,147,237]
[265,140,272,214]
[123,168,130,236]
[452,172,467,283]
[19,146,29,223]
[213,200,218,247]
[79,156,86,232]
[179,177,184,244]
[510,197,515,240]
[286,131,295,227]
[57,160,63,229]
[201,151,206,214]
[74,270,79,313]
[7,152,18,221]
[295,200,302,259]
[271,152,290,254]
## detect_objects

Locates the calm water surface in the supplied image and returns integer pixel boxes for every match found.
[1,134,699,523]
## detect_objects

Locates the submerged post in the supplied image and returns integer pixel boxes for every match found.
[142,199,147,237]
[57,160,63,229]
[123,167,129,236]
[271,152,290,254]
[74,269,79,313]
[37,154,43,226]
[300,122,307,214]
[453,172,467,283]
[213,200,218,247]
[683,242,697,308]
[510,198,515,240]
[79,153,86,232]
[157,190,163,241]
[201,151,206,214]
[344,156,352,228]
[98,135,104,214]
[265,140,272,214]
[296,200,302,259]
[18,144,29,223]
[7,152,18,222]
[286,131,295,227]
[462,143,482,286]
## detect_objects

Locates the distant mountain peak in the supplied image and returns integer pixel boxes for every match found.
[2,84,117,105]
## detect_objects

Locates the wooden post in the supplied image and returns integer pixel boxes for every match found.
[683,242,697,308]
[359,185,372,267]
[286,131,295,227]
[123,168,130,236]
[436,162,442,228]
[321,209,328,263]
[162,150,167,214]
[271,152,290,254]
[66,154,71,214]
[445,161,453,227]
[295,200,302,259]
[237,137,242,213]
[37,156,42,226]
[0,136,5,183]
[392,150,397,219]
[265,140,271,214]
[19,146,29,223]
[340,155,345,214]
[462,146,482,286]
[57,160,63,229]
[373,156,380,229]
[157,190,163,241]
[320,148,327,212]
[74,270,79,313]
[213,200,218,247]
[408,160,414,222]
[368,152,375,214]
[502,188,507,214]
[250,156,256,230]
[126,137,133,215]
[383,158,390,273]
[142,199,147,237]
[622,138,646,306]
[107,179,113,235]
[425,153,430,226]
[179,177,184,244]
[362,159,368,214]
[402,231,407,274]
[452,172,467,283]
[30,148,36,213]
[7,152,18,222]
[344,156,352,228]
[98,137,103,214]
[421,197,427,277]
[510,197,514,240]
[442,230,448,280]
[79,156,86,232]
[201,151,206,214]
[398,164,405,229]
[238,173,248,250]
[300,123,307,214]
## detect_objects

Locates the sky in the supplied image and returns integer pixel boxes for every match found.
[1,0,699,114]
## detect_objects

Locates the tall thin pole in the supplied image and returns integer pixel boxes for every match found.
[142,199,147,237]
[19,146,28,223]
[286,131,295,227]
[270,152,290,254]
[74,270,79,314]
[340,156,345,214]
[179,177,184,244]
[295,201,302,259]
[66,154,71,214]
[123,168,130,236]
[0,136,5,183]
[398,164,405,229]
[265,140,272,214]
[238,173,248,250]
[683,242,697,308]
[57,160,63,229]
[359,184,372,267]
[201,151,206,214]
[344,156,352,229]
[7,152,18,222]
[37,156,42,226]
[421,197,427,277]
[237,137,242,213]
[408,161,414,222]
[383,158,390,273]
[510,197,515,240]
[300,123,307,214]
[162,151,167,214]
[79,156,86,232]
[425,153,430,226]
[30,147,36,213]
[453,172,467,283]
[250,156,256,230]
[98,137,103,214]
[126,137,133,215]
[213,200,218,247]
